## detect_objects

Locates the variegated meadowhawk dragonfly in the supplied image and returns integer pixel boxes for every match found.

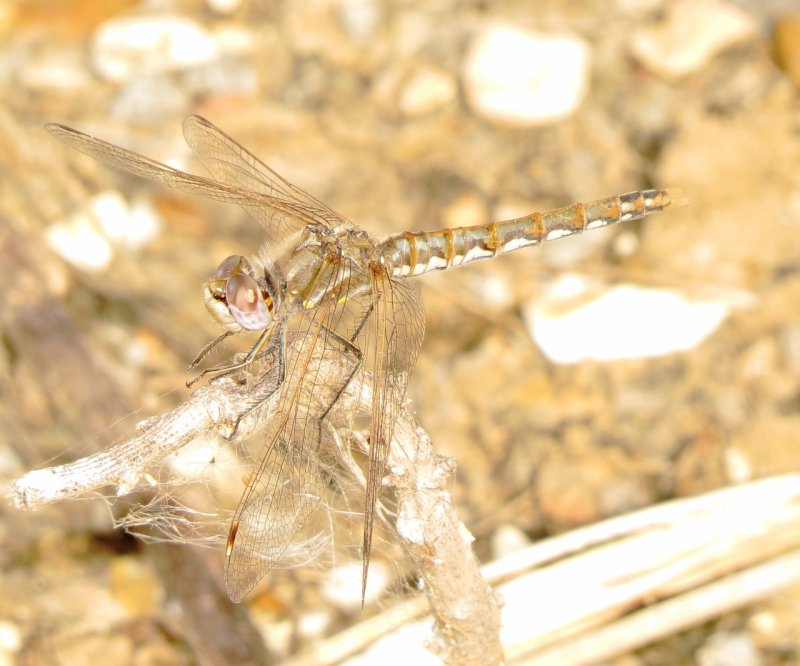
[47,116,685,603]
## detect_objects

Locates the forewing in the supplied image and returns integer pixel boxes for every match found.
[225,290,361,602]
[224,396,334,602]
[183,115,350,239]
[45,123,319,234]
[358,268,425,597]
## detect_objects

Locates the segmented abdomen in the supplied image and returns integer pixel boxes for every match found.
[380,188,686,278]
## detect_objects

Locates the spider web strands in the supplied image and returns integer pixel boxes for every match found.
[7,332,503,664]
[381,187,688,278]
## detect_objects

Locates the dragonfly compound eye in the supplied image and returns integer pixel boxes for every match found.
[225,272,272,331]
[215,254,253,280]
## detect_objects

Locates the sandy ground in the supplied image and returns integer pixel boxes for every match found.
[1,0,800,664]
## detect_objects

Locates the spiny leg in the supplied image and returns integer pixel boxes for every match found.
[319,325,364,424]
[225,326,287,440]
[187,331,234,371]
[348,301,374,343]
[187,326,276,388]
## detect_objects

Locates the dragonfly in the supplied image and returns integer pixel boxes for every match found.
[46,115,685,603]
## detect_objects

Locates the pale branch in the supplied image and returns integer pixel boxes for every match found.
[386,415,503,665]
[8,363,283,509]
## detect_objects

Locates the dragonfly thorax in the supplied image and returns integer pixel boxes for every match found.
[203,254,279,332]
[284,225,377,309]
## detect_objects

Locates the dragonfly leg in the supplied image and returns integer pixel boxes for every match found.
[226,327,287,440]
[187,331,234,371]
[349,303,374,343]
[319,325,363,423]
[186,326,276,388]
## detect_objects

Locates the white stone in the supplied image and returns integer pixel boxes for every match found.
[95,194,161,250]
[339,0,379,42]
[630,0,757,79]
[524,276,730,363]
[491,524,531,560]
[46,212,114,272]
[724,446,753,484]
[463,24,591,126]
[0,621,21,654]
[398,65,457,116]
[297,610,332,640]
[697,632,761,666]
[46,191,163,272]
[92,14,218,83]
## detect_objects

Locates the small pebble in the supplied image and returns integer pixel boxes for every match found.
[697,631,762,666]
[630,0,757,79]
[339,0,379,42]
[491,524,531,560]
[723,445,753,483]
[462,24,590,126]
[297,610,332,640]
[537,448,610,524]
[46,191,163,271]
[398,65,456,116]
[474,272,516,310]
[46,211,114,272]
[0,620,21,657]
[211,24,257,55]
[95,194,161,250]
[92,14,218,83]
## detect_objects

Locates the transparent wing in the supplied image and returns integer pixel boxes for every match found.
[354,269,425,597]
[224,290,361,602]
[46,123,322,239]
[224,394,337,601]
[182,115,350,239]
[224,254,425,603]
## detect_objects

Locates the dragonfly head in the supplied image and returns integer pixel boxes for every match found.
[203,255,276,332]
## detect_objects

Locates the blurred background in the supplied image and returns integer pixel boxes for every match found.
[2,0,800,663]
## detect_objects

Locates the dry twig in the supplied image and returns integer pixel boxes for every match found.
[8,334,503,665]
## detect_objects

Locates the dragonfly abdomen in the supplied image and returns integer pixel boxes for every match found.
[381,188,685,278]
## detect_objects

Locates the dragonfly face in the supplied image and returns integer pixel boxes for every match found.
[203,254,277,332]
